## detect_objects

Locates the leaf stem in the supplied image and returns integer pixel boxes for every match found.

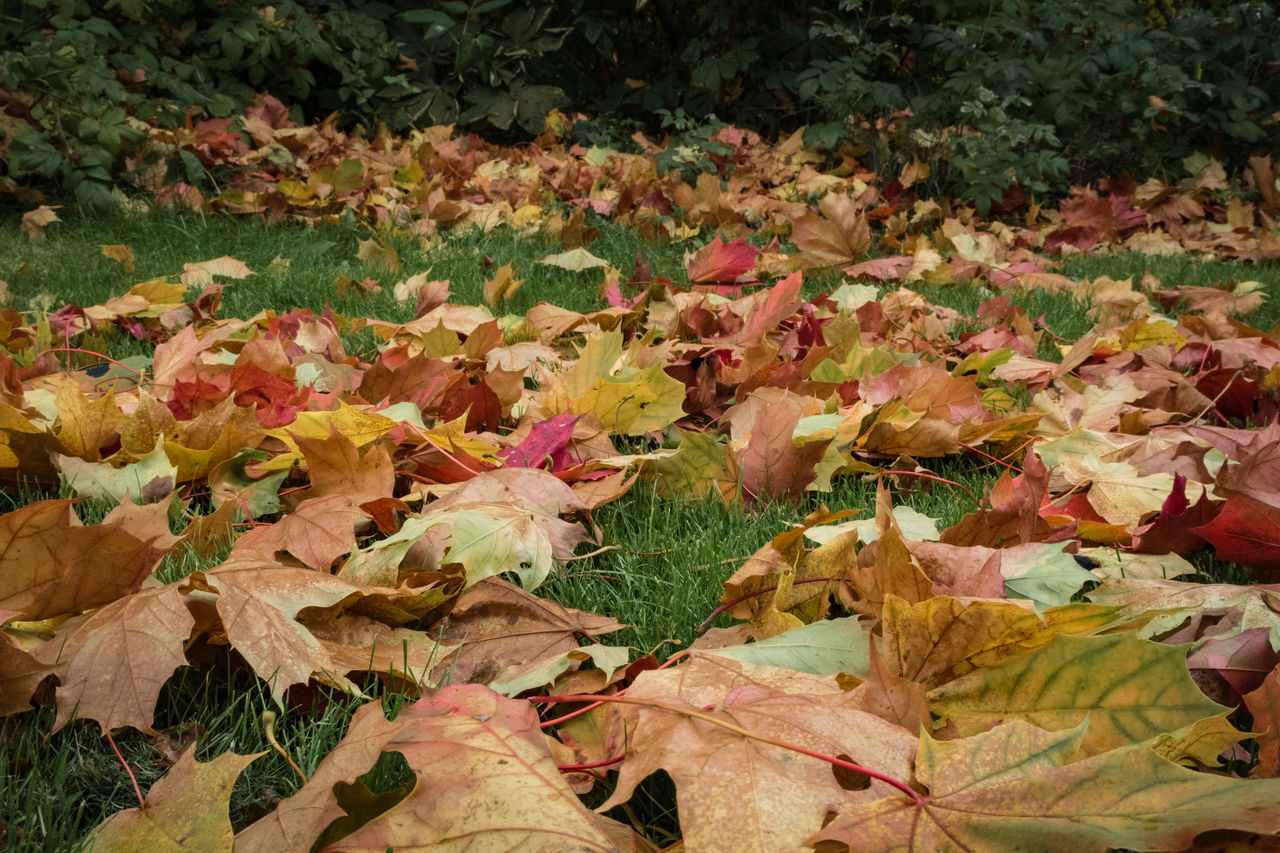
[106,730,144,809]
[881,470,980,506]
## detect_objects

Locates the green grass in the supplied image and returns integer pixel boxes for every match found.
[2,206,1278,851]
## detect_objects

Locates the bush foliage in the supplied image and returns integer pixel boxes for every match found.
[2,0,1277,210]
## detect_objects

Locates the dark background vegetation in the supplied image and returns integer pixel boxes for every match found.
[2,0,1278,211]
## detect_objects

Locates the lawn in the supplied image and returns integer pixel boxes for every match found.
[3,128,1280,851]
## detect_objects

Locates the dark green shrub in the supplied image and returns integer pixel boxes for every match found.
[1,0,569,204]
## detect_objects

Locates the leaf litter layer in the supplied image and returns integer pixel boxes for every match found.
[3,114,1280,851]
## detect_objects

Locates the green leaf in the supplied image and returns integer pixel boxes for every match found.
[705,616,871,677]
[929,633,1230,755]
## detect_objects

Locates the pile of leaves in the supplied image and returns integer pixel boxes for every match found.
[5,121,1280,850]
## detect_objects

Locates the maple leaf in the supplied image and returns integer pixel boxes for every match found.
[881,593,1121,685]
[845,484,934,618]
[100,243,136,272]
[355,237,402,274]
[791,192,871,268]
[704,615,872,676]
[236,701,413,852]
[482,262,523,306]
[196,556,364,706]
[1192,494,1280,573]
[685,234,759,283]
[21,205,60,241]
[600,654,917,853]
[539,247,610,271]
[432,578,623,686]
[48,583,196,734]
[810,720,1280,853]
[0,498,176,622]
[89,749,264,852]
[179,256,254,287]
[319,684,632,852]
[929,633,1229,756]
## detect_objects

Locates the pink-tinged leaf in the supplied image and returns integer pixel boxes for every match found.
[499,414,582,470]
[1188,628,1278,704]
[1191,495,1280,574]
[735,271,804,346]
[686,234,759,283]
[843,255,914,282]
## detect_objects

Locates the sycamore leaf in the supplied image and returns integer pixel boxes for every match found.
[810,720,1280,853]
[89,748,264,853]
[929,633,1229,755]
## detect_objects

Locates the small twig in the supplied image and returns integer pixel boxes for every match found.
[106,730,144,809]
[262,710,307,784]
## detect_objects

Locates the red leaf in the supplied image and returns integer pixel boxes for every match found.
[1191,495,1280,574]
[686,234,759,283]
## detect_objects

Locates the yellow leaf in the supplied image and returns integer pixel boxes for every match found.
[100,244,136,272]
[482,263,523,306]
[355,238,402,274]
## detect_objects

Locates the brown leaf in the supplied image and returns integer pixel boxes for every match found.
[846,484,934,617]
[21,205,59,241]
[355,238,402,275]
[792,193,870,267]
[0,498,176,621]
[100,244,136,272]
[599,654,916,852]
[482,263,523,306]
[431,578,624,686]
[49,583,195,734]
[201,556,363,705]
[236,701,412,853]
[321,684,625,852]
[232,494,368,571]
